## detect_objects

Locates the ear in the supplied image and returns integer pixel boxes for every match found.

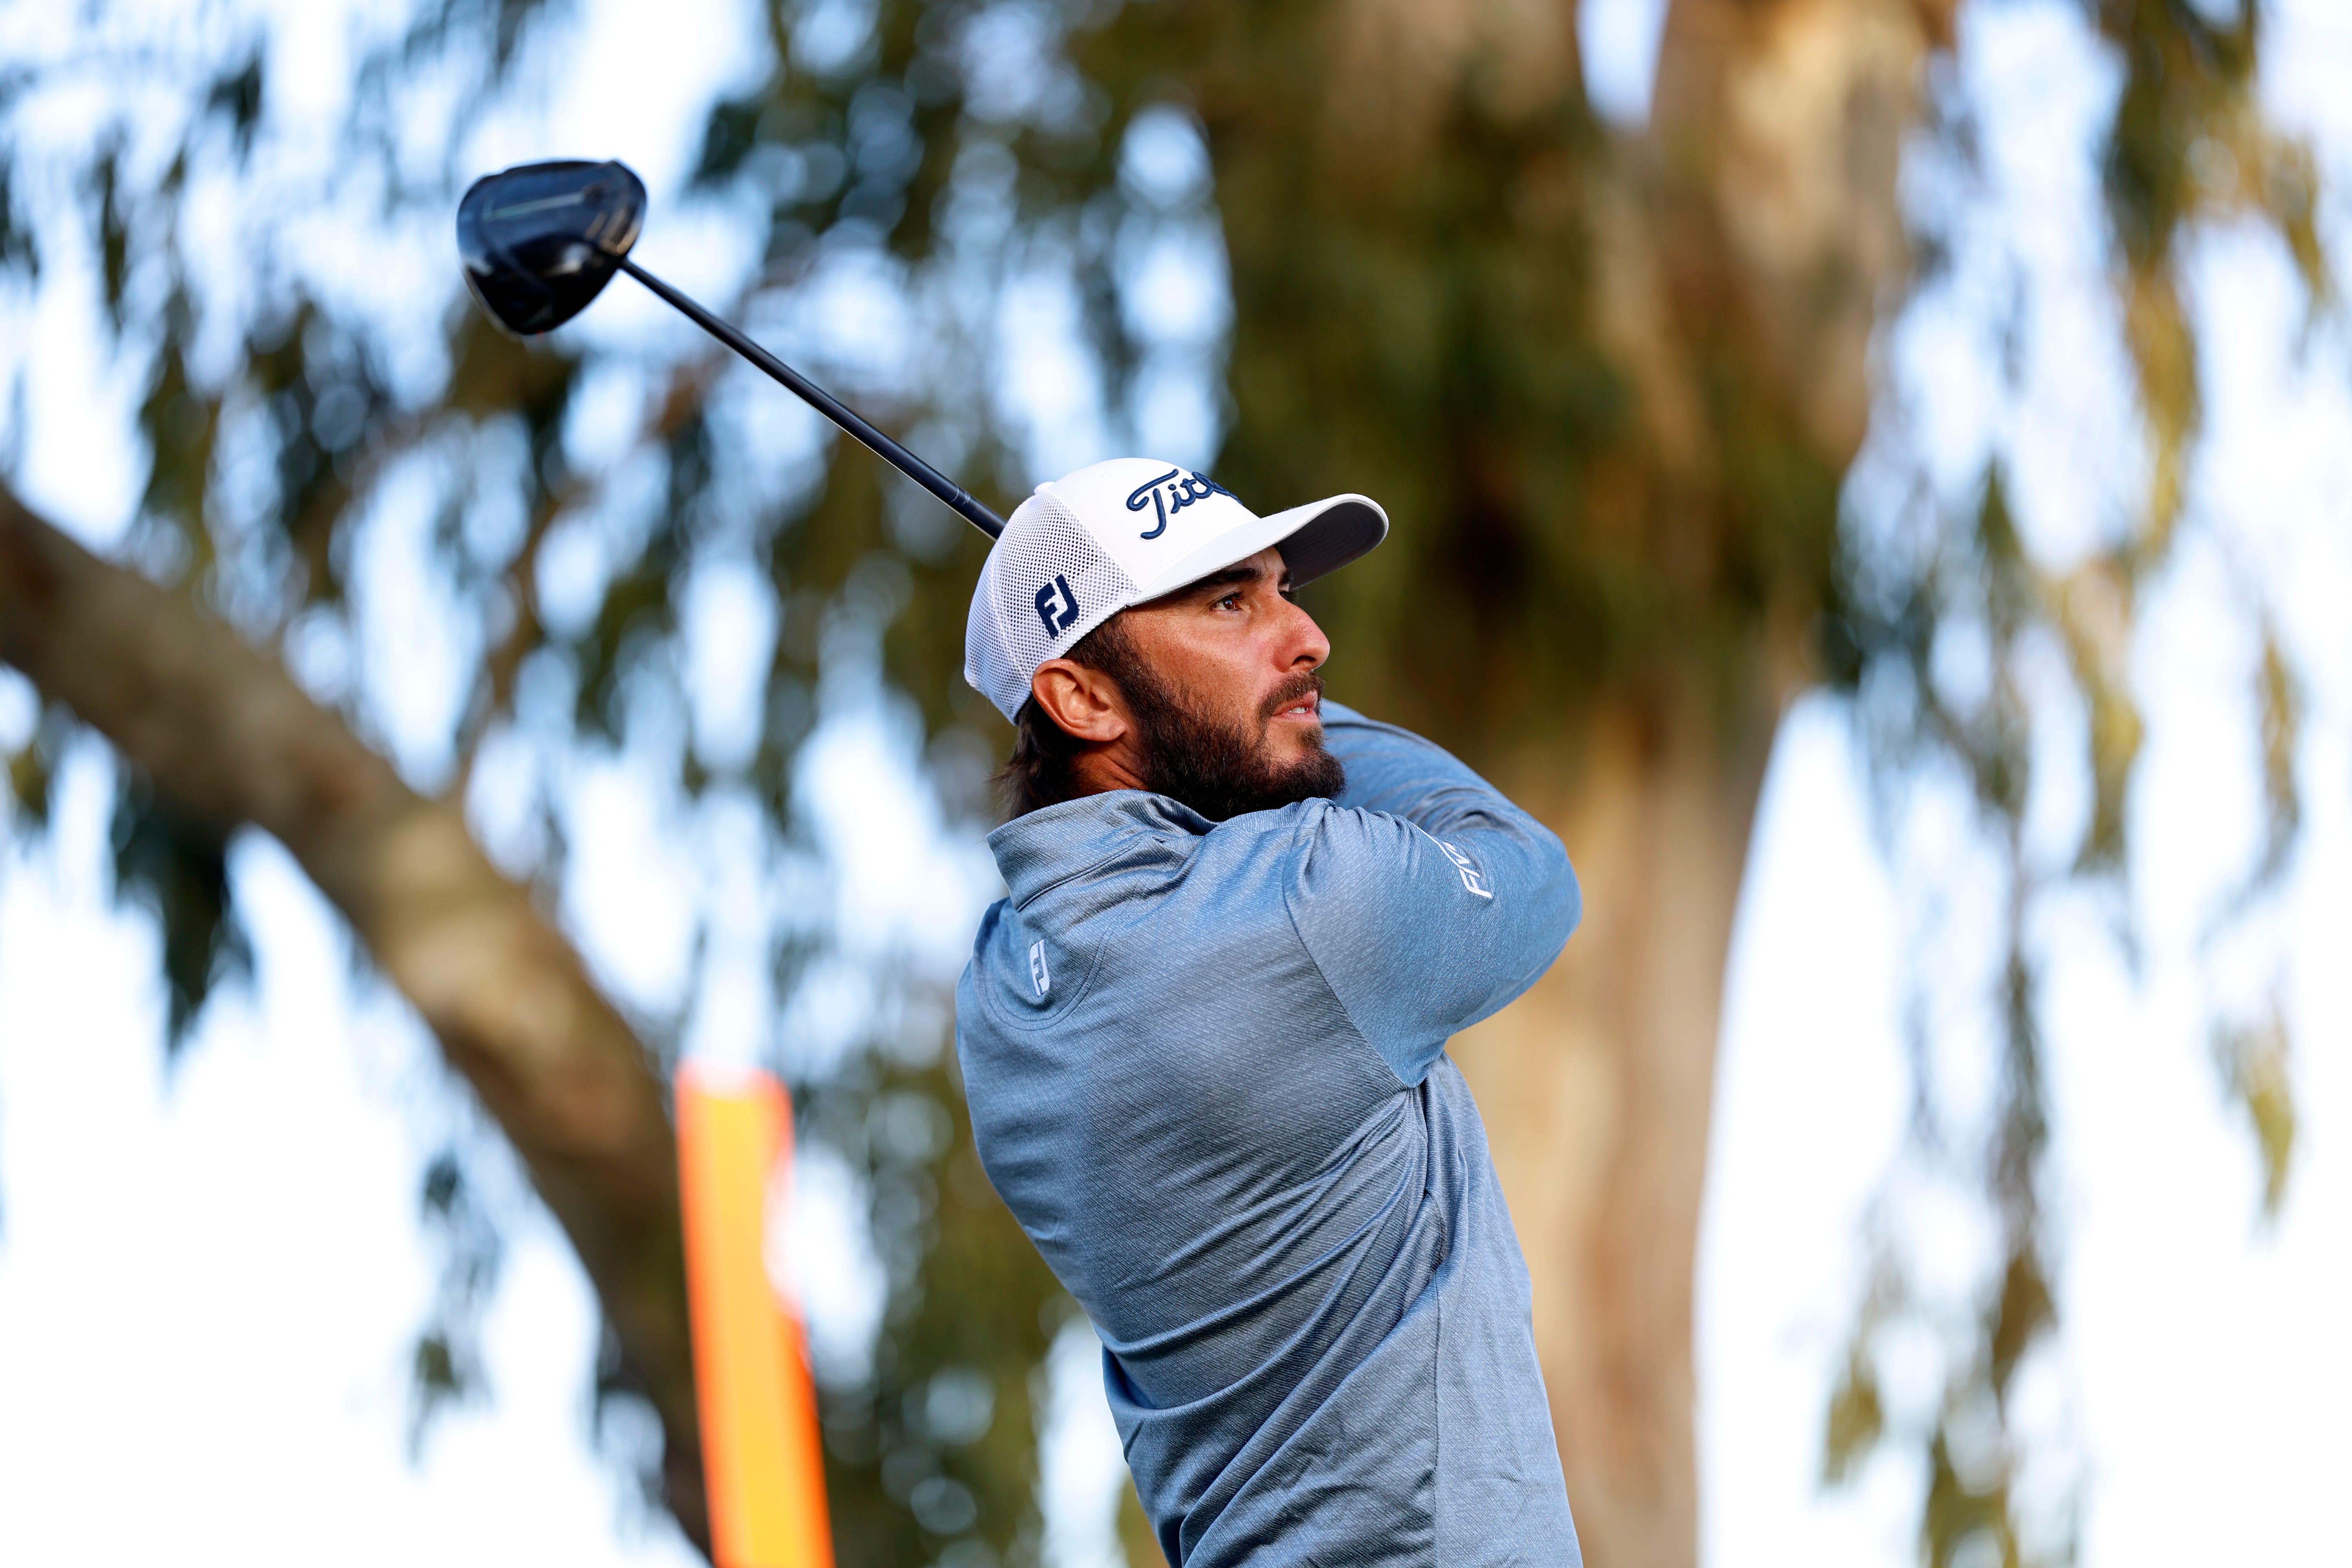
[1031,658,1130,744]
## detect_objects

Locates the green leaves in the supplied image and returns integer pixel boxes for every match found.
[245,303,394,599]
[5,5,2325,1566]
[2213,1006,2298,1220]
[4,701,71,830]
[410,1148,507,1454]
[204,48,266,163]
[1813,8,2329,1561]
[86,138,131,337]
[0,156,37,281]
[801,1052,1063,1568]
[1821,1277,1894,1486]
[2252,629,2302,889]
[2098,0,2325,561]
[109,771,249,1054]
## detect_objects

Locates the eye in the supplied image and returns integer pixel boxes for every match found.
[1216,591,1244,611]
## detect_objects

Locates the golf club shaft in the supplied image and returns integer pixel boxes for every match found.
[618,258,1005,539]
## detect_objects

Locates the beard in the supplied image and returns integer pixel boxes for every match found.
[1120,665,1347,822]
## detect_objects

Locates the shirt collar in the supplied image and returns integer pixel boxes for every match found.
[987,790,1214,908]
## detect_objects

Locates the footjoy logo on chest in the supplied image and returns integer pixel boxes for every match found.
[1027,939,1051,998]
[1034,573,1081,637]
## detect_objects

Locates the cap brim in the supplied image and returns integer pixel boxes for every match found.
[1128,492,1388,602]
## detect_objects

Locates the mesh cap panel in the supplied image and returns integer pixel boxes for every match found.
[965,488,1137,720]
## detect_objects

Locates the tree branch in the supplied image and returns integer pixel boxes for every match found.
[0,487,710,1555]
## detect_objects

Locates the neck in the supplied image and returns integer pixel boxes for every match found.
[1068,740,1149,798]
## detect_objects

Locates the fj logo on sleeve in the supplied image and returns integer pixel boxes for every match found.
[1028,939,1051,998]
[1437,841,1494,900]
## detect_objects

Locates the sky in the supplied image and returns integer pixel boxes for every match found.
[4,0,2352,1565]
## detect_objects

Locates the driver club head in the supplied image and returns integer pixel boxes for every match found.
[457,159,646,337]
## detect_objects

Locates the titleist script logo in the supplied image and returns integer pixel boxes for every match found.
[1127,468,1237,540]
[1034,573,1080,637]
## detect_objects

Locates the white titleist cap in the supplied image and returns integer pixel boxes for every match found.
[963,457,1388,722]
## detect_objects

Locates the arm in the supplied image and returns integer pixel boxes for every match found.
[1282,702,1581,1085]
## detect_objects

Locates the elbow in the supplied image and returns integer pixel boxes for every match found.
[1531,824,1579,947]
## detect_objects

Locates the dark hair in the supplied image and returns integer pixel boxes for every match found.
[996,613,1147,820]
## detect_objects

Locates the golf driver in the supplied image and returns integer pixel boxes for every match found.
[457,159,1005,538]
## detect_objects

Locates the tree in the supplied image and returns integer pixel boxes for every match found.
[1081,2,2316,1563]
[0,2,2323,1566]
[0,5,1061,1562]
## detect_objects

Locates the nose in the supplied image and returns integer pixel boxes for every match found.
[1279,593,1331,673]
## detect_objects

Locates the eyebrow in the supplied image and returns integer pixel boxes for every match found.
[1135,559,1296,613]
[1189,564,1263,594]
[1164,561,1294,604]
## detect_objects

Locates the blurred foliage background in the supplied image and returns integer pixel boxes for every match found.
[0,1,2339,1566]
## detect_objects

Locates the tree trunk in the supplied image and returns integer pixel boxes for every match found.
[1455,685,1779,1567]
[0,490,711,1555]
[1154,0,1953,1557]
[1454,0,1948,1551]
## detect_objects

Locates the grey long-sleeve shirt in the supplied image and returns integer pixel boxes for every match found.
[956,702,1584,1566]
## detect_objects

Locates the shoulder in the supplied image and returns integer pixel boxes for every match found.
[1316,699,1446,760]
[986,791,1206,911]
[1185,796,1377,889]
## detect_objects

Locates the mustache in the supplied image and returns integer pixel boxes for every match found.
[1259,671,1326,722]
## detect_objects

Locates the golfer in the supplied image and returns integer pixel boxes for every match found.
[957,458,1584,1566]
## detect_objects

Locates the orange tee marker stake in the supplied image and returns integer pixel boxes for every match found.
[677,1062,835,1568]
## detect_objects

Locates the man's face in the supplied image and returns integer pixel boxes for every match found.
[1108,546,1346,818]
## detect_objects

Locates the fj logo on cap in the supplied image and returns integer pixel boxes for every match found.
[1028,939,1051,998]
[1033,574,1080,637]
[1127,468,1236,540]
